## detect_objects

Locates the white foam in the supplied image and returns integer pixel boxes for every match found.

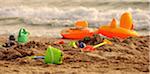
[0,6,149,30]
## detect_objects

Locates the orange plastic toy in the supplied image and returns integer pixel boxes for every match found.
[97,12,138,38]
[61,21,94,39]
[75,21,88,28]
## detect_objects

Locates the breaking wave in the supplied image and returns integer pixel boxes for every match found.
[0,6,149,30]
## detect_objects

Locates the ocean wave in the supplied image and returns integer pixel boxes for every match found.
[0,6,149,31]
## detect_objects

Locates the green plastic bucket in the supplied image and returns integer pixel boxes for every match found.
[17,28,29,43]
[44,46,63,64]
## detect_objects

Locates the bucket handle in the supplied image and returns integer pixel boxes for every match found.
[19,28,28,36]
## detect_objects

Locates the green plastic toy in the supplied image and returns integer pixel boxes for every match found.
[68,41,78,48]
[44,46,63,64]
[17,28,29,43]
[27,46,63,64]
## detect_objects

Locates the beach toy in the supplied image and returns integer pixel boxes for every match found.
[28,47,63,64]
[82,39,112,51]
[78,42,86,48]
[9,34,16,41]
[61,20,94,39]
[68,41,78,48]
[30,56,45,59]
[120,12,133,30]
[54,40,65,44]
[69,41,86,48]
[61,28,94,39]
[29,46,63,64]
[75,21,88,28]
[53,40,64,50]
[44,46,63,64]
[3,34,16,47]
[97,12,138,38]
[17,28,29,43]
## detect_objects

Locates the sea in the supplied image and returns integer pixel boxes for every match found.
[0,0,149,37]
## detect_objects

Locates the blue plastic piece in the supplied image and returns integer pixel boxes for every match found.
[79,42,86,48]
[33,56,45,59]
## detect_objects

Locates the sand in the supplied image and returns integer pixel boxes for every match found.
[0,34,149,74]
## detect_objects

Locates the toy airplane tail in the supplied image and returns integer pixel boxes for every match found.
[120,12,133,30]
[110,18,117,28]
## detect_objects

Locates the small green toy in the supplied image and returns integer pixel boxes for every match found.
[28,46,63,64]
[17,28,29,44]
[68,41,78,48]
[44,46,63,64]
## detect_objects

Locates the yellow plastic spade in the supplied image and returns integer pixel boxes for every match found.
[82,39,112,51]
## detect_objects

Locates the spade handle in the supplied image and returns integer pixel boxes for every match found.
[93,42,106,48]
[93,39,112,48]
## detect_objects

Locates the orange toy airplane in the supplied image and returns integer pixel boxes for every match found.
[97,12,138,38]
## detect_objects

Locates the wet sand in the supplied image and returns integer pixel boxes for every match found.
[0,35,149,74]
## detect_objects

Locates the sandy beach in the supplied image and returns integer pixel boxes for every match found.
[0,34,149,74]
